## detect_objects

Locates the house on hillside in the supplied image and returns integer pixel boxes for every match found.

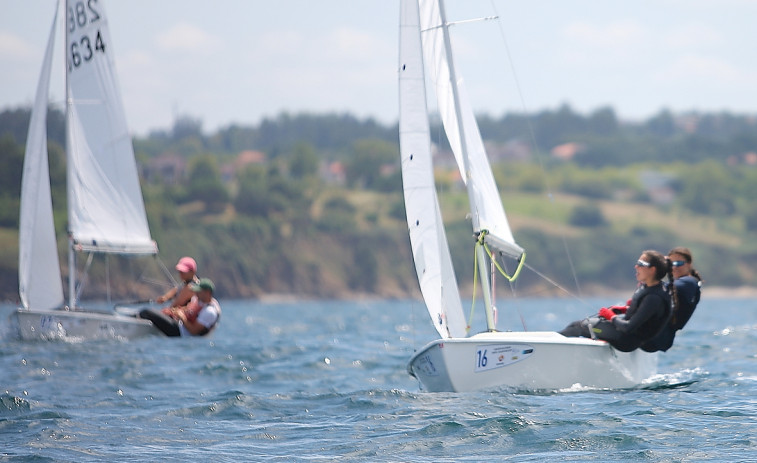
[321,161,346,185]
[639,170,676,205]
[551,142,585,161]
[143,153,187,184]
[221,150,267,182]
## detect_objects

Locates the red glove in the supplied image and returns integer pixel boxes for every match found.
[609,304,628,314]
[599,307,616,320]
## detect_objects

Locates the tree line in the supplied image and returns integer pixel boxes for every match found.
[0,104,756,301]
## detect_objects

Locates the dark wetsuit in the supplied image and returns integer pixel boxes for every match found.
[560,283,671,352]
[640,276,701,352]
[139,309,181,336]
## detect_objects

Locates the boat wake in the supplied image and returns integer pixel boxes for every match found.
[640,367,706,390]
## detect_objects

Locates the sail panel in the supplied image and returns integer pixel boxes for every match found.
[19,6,65,311]
[65,0,155,254]
[400,0,467,338]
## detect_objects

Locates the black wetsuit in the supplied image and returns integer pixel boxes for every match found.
[640,276,701,352]
[560,283,671,352]
[139,309,180,336]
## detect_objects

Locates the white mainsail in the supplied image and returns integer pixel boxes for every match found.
[18,5,65,311]
[399,0,467,338]
[65,0,155,254]
[418,0,523,260]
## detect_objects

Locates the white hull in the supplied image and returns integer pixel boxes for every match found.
[10,308,159,341]
[407,331,657,392]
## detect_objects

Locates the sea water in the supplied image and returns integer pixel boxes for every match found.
[1,297,756,462]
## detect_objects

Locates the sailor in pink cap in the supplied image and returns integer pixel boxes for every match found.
[156,256,200,309]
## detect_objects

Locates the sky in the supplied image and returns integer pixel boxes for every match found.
[2,0,757,136]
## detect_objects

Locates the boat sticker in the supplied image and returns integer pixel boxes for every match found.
[416,354,439,376]
[474,344,534,373]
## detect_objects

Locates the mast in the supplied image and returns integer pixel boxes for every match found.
[63,0,77,310]
[436,0,497,330]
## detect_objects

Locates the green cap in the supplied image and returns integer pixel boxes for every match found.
[191,278,215,293]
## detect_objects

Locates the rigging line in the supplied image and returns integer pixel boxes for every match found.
[521,260,591,308]
[155,255,178,286]
[421,16,497,34]
[495,252,529,331]
[488,0,582,298]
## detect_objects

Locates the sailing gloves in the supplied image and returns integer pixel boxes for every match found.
[599,307,617,320]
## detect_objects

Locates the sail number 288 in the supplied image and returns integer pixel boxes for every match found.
[68,0,101,33]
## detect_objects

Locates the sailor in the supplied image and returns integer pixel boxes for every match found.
[139,278,221,337]
[156,256,200,310]
[559,250,673,352]
[640,247,702,352]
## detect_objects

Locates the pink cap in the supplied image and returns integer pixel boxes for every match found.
[175,256,197,273]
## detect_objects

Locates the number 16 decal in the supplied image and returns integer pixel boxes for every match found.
[474,344,535,372]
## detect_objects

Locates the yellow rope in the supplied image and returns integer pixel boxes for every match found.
[465,231,527,334]
[484,242,526,282]
[466,239,479,334]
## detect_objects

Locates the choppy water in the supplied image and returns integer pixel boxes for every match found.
[2,297,756,462]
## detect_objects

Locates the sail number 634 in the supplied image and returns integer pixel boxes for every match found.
[69,31,106,69]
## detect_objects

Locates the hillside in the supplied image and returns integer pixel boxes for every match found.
[1,107,757,303]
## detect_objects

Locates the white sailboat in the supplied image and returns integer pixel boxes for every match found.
[399,0,656,392]
[11,0,159,340]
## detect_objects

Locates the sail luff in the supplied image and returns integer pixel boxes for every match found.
[399,0,467,339]
[18,4,65,311]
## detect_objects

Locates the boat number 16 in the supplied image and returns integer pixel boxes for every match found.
[475,344,534,372]
[476,348,488,368]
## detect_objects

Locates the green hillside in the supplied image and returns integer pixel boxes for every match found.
[1,106,756,302]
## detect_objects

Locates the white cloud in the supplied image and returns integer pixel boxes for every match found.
[563,20,650,49]
[0,32,35,60]
[156,23,222,54]
[655,55,744,84]
[663,23,723,50]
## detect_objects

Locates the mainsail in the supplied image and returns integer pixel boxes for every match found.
[399,0,467,338]
[18,5,65,311]
[418,0,523,260]
[65,0,155,254]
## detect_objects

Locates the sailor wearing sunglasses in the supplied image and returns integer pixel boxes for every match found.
[559,250,673,352]
[641,247,702,352]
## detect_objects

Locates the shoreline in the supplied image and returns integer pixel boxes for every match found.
[3,285,753,306]
[253,285,756,303]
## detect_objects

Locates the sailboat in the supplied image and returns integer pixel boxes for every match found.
[11,0,160,340]
[399,0,656,392]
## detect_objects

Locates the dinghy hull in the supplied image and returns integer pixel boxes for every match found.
[407,331,657,392]
[10,308,159,341]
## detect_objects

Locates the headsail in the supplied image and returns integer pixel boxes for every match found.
[18,5,64,311]
[418,0,523,260]
[65,0,156,254]
[399,0,467,338]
